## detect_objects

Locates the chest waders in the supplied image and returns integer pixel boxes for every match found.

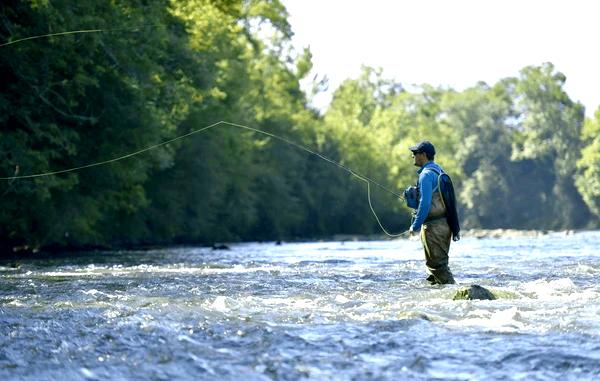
[420,169,456,285]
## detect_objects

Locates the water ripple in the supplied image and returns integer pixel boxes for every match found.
[3,232,600,380]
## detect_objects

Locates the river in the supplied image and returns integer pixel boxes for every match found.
[2,231,600,380]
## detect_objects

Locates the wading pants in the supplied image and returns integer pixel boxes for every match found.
[420,193,455,284]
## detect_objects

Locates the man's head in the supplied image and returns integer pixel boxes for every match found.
[410,141,435,167]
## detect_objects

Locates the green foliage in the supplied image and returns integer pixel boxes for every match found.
[510,65,580,165]
[576,108,600,221]
[440,82,516,227]
[509,63,589,228]
[1,2,598,253]
[322,67,411,234]
[1,0,213,250]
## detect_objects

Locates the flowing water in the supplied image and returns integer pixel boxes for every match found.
[2,231,600,380]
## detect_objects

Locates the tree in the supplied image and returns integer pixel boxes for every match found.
[440,82,516,227]
[139,0,322,243]
[576,107,600,223]
[0,0,200,250]
[510,63,589,228]
[323,67,415,234]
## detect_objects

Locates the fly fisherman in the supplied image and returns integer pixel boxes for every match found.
[408,141,456,285]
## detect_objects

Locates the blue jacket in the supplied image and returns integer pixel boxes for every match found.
[410,161,444,232]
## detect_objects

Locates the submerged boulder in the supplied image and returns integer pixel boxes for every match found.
[453,285,496,300]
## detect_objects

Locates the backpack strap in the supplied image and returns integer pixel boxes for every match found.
[425,167,443,193]
[426,167,450,214]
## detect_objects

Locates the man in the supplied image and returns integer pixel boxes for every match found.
[408,141,456,285]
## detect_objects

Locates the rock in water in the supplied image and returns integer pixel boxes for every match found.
[453,285,496,300]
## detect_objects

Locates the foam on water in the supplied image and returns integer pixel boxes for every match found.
[3,232,600,380]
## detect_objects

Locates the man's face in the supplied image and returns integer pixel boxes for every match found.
[412,151,427,167]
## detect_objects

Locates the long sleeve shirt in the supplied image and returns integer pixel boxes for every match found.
[410,161,443,232]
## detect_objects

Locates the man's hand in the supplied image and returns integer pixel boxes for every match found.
[408,226,421,241]
[408,227,419,239]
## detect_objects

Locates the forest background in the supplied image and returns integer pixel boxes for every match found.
[1,0,600,253]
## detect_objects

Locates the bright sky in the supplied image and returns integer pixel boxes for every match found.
[283,0,599,117]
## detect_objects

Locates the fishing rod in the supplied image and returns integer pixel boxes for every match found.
[0,121,408,237]
[0,24,164,48]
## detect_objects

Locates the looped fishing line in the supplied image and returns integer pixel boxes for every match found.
[0,121,408,237]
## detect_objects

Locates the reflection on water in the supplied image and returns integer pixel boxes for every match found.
[2,232,600,380]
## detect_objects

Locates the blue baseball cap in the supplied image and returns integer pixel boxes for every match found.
[409,141,436,156]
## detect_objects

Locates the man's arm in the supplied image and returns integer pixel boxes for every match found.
[410,170,434,232]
